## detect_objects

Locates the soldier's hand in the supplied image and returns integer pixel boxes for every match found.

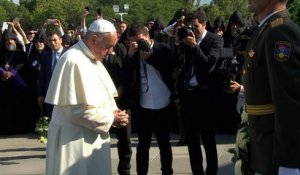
[224,81,241,94]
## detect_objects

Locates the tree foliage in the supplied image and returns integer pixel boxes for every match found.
[0,0,30,24]
[1,0,298,32]
[289,0,300,25]
[205,0,300,27]
[206,0,249,25]
[30,0,93,29]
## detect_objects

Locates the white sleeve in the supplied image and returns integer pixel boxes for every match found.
[15,33,26,52]
[63,105,114,134]
[57,26,64,36]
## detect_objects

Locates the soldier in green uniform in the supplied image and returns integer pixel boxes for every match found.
[227,0,300,174]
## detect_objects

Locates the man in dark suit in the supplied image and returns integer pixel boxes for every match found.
[38,31,65,117]
[174,9,223,175]
[103,42,133,175]
[127,24,175,175]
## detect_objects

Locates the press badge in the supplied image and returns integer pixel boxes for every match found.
[32,60,38,67]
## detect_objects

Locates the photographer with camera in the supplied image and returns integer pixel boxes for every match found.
[173,9,223,175]
[127,23,175,175]
[223,11,256,83]
[214,11,258,135]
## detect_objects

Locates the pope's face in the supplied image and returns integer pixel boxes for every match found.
[94,32,118,60]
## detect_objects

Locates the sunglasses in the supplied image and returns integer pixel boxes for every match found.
[27,32,36,35]
[35,39,44,43]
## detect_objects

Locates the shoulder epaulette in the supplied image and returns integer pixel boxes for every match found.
[271,18,284,28]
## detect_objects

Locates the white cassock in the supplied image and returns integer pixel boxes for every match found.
[44,40,118,175]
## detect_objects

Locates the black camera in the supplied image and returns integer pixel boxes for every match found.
[96,8,102,16]
[215,57,239,89]
[177,25,193,40]
[137,39,150,52]
[84,6,89,12]
[211,48,240,90]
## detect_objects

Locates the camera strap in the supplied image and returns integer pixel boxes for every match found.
[140,59,149,93]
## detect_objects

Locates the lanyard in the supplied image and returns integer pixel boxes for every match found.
[141,59,149,93]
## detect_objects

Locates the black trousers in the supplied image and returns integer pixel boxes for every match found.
[179,88,218,175]
[45,103,53,119]
[111,109,132,175]
[136,104,173,175]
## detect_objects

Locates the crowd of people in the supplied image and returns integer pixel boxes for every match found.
[1,0,299,174]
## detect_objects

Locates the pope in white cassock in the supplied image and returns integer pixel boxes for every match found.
[44,19,129,175]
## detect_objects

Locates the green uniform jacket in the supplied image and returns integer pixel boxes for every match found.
[244,10,300,168]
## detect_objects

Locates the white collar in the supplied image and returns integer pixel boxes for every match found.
[53,46,63,54]
[78,40,96,61]
[197,29,207,45]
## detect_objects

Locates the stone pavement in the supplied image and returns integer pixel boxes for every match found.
[0,133,236,175]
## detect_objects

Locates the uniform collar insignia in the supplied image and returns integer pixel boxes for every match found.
[274,41,291,62]
[271,18,284,28]
[248,49,255,58]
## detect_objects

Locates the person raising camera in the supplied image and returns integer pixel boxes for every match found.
[127,23,176,175]
[173,9,223,175]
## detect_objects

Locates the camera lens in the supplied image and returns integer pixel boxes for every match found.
[138,39,150,52]
[177,26,192,40]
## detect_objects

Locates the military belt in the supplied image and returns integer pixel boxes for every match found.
[245,104,275,115]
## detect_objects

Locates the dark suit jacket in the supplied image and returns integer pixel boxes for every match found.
[103,43,131,109]
[128,40,176,103]
[25,43,33,58]
[175,31,224,91]
[38,48,66,97]
[27,46,50,88]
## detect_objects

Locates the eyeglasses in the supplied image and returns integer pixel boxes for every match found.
[35,39,44,43]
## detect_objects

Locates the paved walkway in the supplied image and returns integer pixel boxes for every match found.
[0,133,236,175]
